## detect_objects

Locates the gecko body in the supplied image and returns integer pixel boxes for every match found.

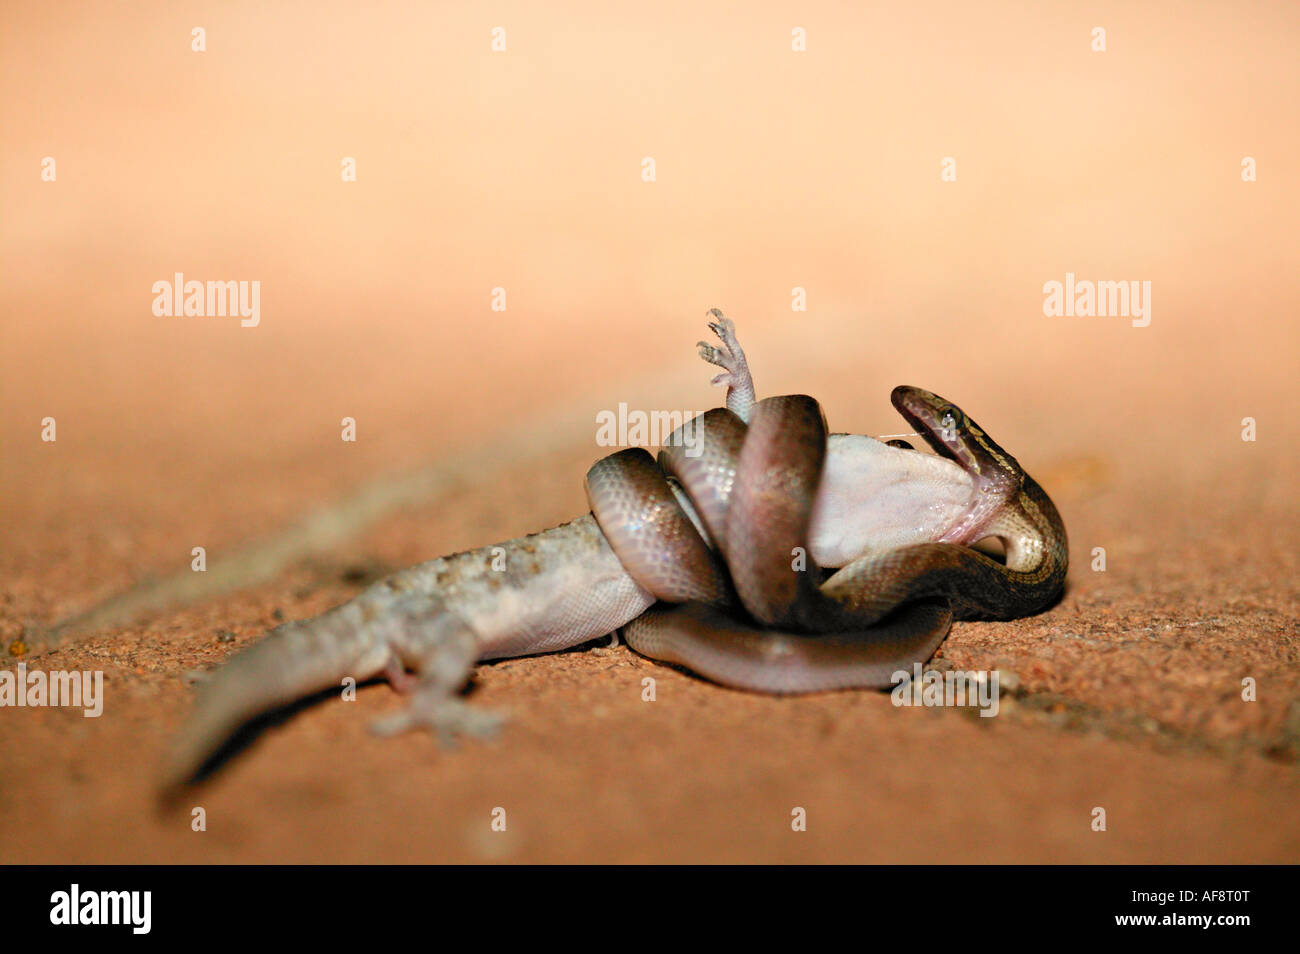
[165,312,1063,786]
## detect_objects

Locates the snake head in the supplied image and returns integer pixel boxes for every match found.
[890,386,1023,498]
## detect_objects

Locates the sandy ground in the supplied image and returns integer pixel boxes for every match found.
[1,1,1297,862]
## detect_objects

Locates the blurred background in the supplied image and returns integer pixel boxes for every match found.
[1,1,1297,862]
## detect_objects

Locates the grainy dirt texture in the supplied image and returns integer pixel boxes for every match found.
[2,2,1297,862]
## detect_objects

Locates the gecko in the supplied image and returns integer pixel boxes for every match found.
[164,311,1066,788]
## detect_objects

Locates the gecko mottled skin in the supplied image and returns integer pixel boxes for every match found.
[165,311,1066,787]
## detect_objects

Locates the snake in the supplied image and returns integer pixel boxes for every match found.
[588,384,1068,692]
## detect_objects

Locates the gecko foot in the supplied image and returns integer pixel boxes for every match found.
[697,309,740,378]
[697,308,756,422]
[369,695,506,748]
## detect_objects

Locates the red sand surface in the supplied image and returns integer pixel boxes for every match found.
[1,2,1297,862]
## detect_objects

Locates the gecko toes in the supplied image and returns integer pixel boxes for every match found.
[369,698,506,746]
[700,335,740,376]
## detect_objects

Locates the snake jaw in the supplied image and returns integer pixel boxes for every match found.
[889,385,1026,548]
[890,386,1022,498]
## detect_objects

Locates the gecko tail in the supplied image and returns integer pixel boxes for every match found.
[160,605,390,795]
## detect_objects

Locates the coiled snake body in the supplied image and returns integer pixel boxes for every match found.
[588,378,1067,693]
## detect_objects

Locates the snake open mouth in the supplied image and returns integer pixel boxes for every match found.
[890,385,1022,499]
